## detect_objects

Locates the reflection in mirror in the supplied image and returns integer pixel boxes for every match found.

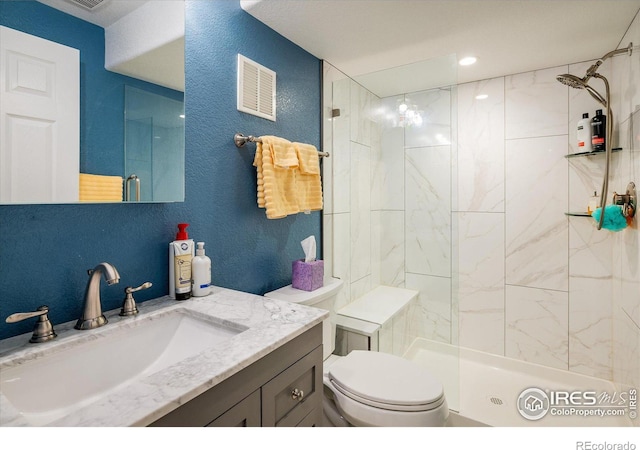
[125,86,185,202]
[0,0,185,204]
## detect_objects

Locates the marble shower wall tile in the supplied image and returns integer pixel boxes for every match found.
[378,96,405,210]
[405,146,451,277]
[350,141,371,283]
[370,96,384,212]
[392,306,412,356]
[405,273,452,344]
[568,276,613,380]
[618,110,640,327]
[370,210,381,289]
[350,80,372,146]
[612,107,640,390]
[405,88,451,148]
[379,321,393,354]
[350,275,372,307]
[568,212,614,381]
[505,65,568,140]
[569,215,614,279]
[457,212,505,355]
[379,211,405,287]
[506,285,569,370]
[332,77,351,214]
[612,306,640,390]
[332,212,351,311]
[457,78,505,213]
[505,135,569,291]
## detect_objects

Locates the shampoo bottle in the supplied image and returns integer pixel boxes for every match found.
[169,223,194,300]
[577,113,592,153]
[192,242,212,297]
[591,109,606,152]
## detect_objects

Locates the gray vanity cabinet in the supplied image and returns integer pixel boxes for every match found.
[150,324,323,427]
[205,389,261,427]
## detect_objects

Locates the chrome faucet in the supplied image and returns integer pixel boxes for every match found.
[75,262,120,330]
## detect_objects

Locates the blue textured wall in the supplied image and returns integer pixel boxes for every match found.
[0,0,184,176]
[0,0,321,340]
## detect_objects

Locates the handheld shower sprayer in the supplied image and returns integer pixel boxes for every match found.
[556,42,633,230]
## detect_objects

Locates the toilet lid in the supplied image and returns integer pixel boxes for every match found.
[328,351,444,411]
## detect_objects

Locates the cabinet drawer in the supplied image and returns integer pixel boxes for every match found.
[206,390,260,427]
[261,345,323,427]
[295,406,323,427]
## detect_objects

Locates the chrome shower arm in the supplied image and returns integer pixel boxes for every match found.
[599,42,634,62]
[585,43,633,78]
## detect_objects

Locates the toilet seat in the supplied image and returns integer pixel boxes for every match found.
[328,351,445,412]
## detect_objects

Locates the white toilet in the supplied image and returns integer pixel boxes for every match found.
[264,278,448,427]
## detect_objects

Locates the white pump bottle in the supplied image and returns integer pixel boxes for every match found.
[192,242,212,297]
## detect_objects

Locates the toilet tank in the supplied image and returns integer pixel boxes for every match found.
[264,277,343,360]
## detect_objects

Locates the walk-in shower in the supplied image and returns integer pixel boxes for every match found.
[556,43,633,230]
[322,36,638,425]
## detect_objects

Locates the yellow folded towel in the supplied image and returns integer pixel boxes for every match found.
[293,142,323,212]
[79,173,123,202]
[262,135,298,169]
[254,138,299,219]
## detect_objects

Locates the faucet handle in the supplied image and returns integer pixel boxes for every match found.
[120,282,152,317]
[6,305,57,343]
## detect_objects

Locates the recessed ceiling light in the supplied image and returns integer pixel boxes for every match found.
[475,94,489,100]
[459,56,477,66]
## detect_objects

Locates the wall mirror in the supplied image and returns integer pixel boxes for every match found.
[0,0,185,204]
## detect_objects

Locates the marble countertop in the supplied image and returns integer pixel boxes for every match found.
[0,286,327,427]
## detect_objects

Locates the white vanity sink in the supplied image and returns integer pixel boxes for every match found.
[0,309,245,426]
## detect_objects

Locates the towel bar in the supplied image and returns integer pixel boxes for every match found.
[233,133,329,158]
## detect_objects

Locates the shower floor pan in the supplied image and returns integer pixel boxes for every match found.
[405,338,632,427]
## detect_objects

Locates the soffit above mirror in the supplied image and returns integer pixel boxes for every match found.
[36,0,184,91]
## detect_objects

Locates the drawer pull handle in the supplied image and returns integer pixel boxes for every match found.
[291,388,304,401]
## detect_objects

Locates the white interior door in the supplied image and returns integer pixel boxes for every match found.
[0,25,79,204]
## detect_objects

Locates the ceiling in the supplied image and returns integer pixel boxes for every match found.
[241,0,640,96]
[37,0,150,27]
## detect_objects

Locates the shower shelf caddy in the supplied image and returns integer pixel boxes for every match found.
[564,148,623,217]
[564,147,622,159]
[565,212,592,217]
[556,41,636,229]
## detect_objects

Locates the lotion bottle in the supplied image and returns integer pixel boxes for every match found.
[577,113,592,153]
[192,242,212,297]
[169,223,194,300]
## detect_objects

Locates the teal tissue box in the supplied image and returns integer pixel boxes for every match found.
[292,259,324,291]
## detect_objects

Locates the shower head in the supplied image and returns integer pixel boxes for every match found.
[555,42,633,106]
[556,73,588,89]
[556,73,607,106]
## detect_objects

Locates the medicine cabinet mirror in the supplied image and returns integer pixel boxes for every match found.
[0,0,185,204]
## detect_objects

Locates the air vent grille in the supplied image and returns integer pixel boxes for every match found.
[66,0,108,10]
[237,54,276,121]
